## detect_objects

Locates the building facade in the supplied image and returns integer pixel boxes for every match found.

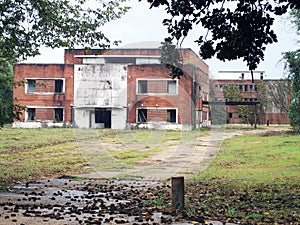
[13,48,210,130]
[211,71,290,125]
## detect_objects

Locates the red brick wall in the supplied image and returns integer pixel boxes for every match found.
[127,64,193,125]
[13,64,74,122]
[264,113,290,125]
[35,108,54,121]
[212,79,290,125]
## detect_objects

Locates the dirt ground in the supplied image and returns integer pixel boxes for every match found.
[0,126,289,225]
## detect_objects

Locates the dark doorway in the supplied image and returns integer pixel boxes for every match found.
[95,108,111,128]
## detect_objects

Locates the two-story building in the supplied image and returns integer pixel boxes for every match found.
[13,47,210,130]
[211,71,290,125]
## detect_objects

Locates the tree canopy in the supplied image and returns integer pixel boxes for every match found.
[0,0,129,62]
[0,0,129,126]
[222,84,242,102]
[143,0,300,72]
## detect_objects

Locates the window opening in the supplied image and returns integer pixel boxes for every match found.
[249,85,253,92]
[27,79,36,93]
[167,109,176,122]
[239,85,243,91]
[55,80,64,93]
[137,109,147,122]
[27,108,36,121]
[54,108,63,122]
[138,80,147,94]
[167,80,177,94]
[228,112,233,119]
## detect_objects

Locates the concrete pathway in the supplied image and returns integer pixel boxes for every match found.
[75,126,241,181]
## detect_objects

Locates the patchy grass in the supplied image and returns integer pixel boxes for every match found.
[0,128,89,187]
[0,128,208,186]
[196,134,300,185]
[99,130,207,165]
[175,131,300,224]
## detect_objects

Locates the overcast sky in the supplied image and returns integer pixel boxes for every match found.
[25,0,299,79]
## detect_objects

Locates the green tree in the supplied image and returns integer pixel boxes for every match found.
[222,84,242,102]
[144,0,300,75]
[283,9,300,131]
[284,50,300,131]
[222,84,252,124]
[255,80,267,124]
[0,0,129,126]
[0,59,24,126]
[0,0,129,62]
[238,105,254,125]
[0,59,13,126]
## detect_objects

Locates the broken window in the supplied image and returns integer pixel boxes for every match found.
[55,80,64,93]
[137,109,147,122]
[54,108,63,122]
[167,109,176,122]
[167,80,177,95]
[27,79,36,93]
[27,108,36,121]
[137,80,147,94]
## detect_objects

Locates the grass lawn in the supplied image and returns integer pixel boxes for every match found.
[0,126,299,224]
[181,130,300,224]
[0,127,207,186]
[196,133,300,185]
[0,128,89,186]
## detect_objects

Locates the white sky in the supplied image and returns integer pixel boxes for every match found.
[24,0,299,79]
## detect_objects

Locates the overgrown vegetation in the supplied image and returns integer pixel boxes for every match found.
[146,129,300,224]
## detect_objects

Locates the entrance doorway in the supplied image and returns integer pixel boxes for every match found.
[95,108,111,128]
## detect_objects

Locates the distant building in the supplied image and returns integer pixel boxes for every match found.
[211,71,290,125]
[13,48,210,130]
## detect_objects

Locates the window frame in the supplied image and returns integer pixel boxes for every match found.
[136,79,178,95]
[136,107,178,123]
[25,78,65,94]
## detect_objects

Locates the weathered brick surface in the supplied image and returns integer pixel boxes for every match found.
[14,64,74,122]
[211,79,291,124]
[127,64,194,124]
[14,48,210,128]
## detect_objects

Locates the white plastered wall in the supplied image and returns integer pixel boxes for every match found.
[74,64,127,129]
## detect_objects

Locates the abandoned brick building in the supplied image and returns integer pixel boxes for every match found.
[211,71,291,125]
[13,48,210,130]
